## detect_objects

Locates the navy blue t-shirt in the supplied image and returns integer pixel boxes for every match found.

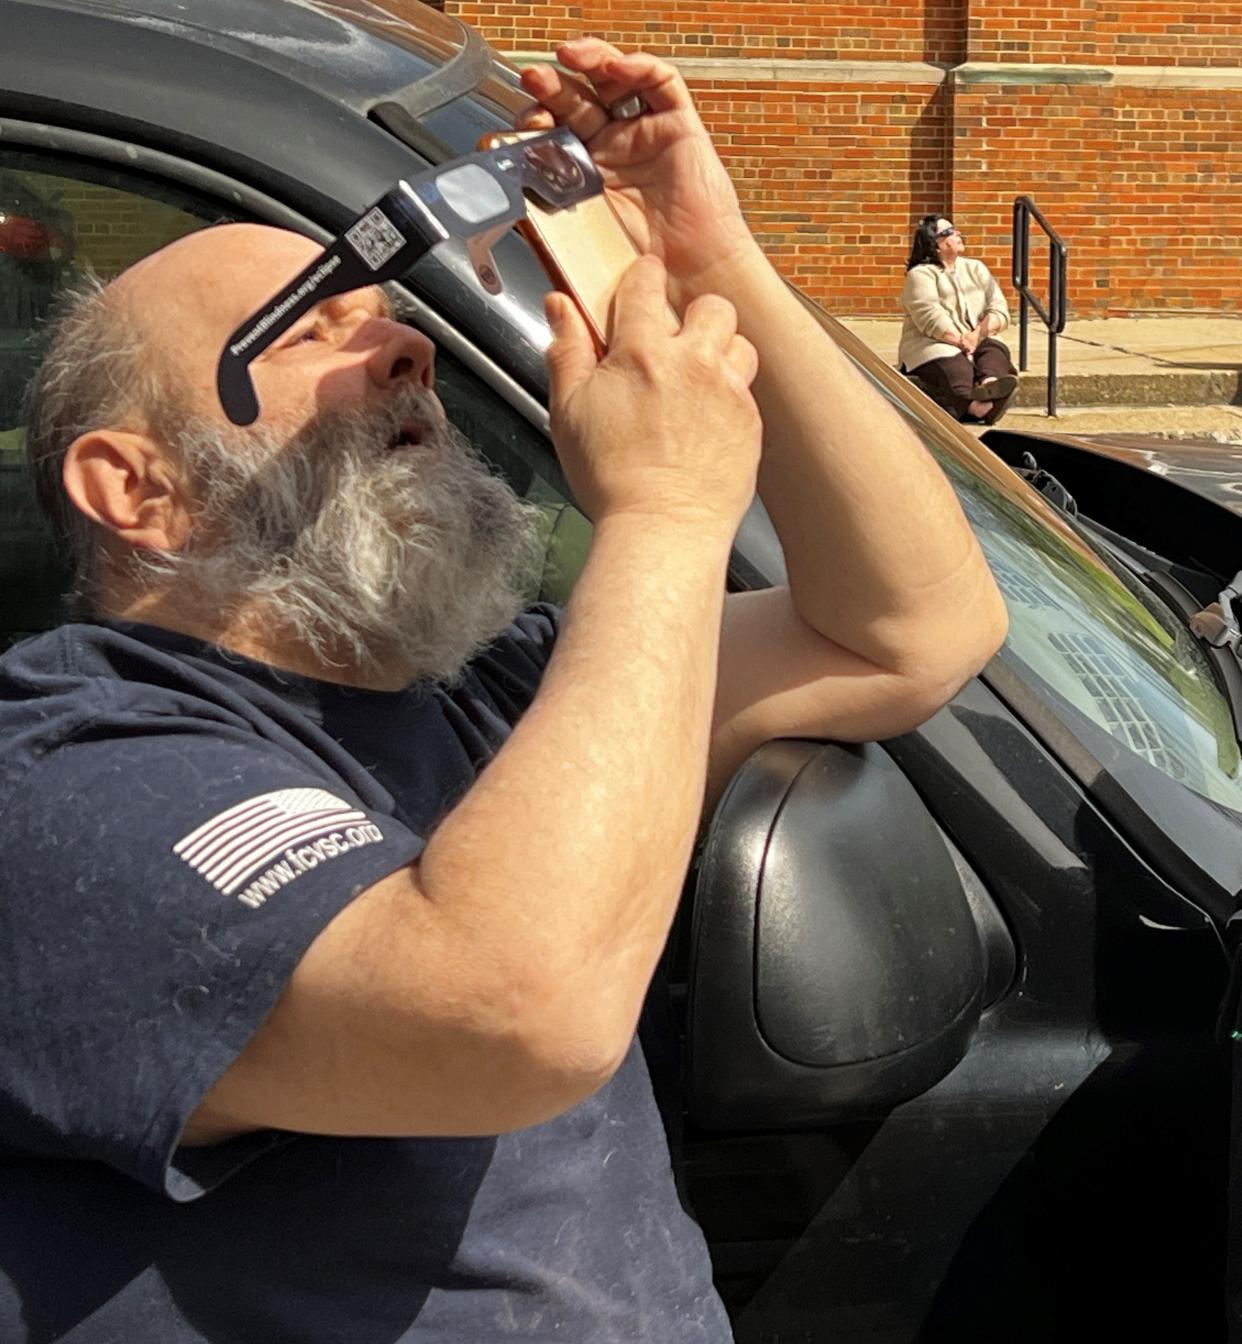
[0,613,731,1343]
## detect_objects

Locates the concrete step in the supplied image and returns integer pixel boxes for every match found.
[1009,368,1242,410]
[838,315,1242,411]
[993,403,1242,443]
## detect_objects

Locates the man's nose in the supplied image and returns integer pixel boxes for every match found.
[365,320,436,391]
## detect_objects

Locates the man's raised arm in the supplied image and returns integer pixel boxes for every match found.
[525,40,1007,798]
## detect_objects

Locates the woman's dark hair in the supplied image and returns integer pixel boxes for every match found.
[906,214,947,272]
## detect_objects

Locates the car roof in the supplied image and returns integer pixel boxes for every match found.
[0,0,530,210]
[5,0,529,121]
[0,0,556,389]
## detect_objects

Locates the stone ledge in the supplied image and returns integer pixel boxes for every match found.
[956,62,1242,91]
[996,404,1242,443]
[506,53,1242,92]
[1010,369,1242,409]
[505,53,950,83]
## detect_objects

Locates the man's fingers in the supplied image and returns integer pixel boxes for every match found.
[680,292,738,346]
[544,292,599,408]
[520,40,694,140]
[518,63,610,143]
[609,254,673,346]
[514,105,557,132]
[557,40,693,117]
[725,334,760,390]
[680,294,757,388]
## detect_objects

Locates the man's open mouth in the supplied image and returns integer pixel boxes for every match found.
[388,420,426,451]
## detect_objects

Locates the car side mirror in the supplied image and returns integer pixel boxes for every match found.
[686,739,990,1130]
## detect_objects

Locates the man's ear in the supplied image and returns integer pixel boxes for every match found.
[62,429,192,553]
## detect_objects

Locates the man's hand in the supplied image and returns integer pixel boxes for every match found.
[545,253,761,534]
[518,39,756,303]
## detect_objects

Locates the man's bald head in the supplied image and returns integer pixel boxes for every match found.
[24,224,342,606]
[109,224,325,420]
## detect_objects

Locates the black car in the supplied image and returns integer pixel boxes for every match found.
[1,2,1240,1339]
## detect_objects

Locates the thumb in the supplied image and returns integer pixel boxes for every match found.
[544,292,598,409]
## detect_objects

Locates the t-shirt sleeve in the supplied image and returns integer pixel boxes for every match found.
[0,718,423,1202]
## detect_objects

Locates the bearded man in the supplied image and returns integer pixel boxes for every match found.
[0,40,1007,1344]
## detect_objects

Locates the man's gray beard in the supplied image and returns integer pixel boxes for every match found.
[140,387,544,685]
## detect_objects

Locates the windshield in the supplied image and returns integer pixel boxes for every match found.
[810,304,1242,814]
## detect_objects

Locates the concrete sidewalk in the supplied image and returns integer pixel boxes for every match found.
[838,314,1242,439]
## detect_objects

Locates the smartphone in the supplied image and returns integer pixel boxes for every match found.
[479,129,671,354]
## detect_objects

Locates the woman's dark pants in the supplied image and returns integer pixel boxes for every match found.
[911,338,1017,424]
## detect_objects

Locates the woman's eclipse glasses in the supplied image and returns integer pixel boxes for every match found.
[217,128,602,426]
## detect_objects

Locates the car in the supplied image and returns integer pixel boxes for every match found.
[1,2,1239,1340]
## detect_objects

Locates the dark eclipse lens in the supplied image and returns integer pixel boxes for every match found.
[521,140,584,194]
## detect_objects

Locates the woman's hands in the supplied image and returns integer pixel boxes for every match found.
[518,38,758,306]
[544,253,761,538]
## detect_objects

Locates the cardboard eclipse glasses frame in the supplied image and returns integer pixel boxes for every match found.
[216,127,603,426]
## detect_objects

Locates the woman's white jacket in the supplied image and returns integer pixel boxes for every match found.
[899,258,1010,370]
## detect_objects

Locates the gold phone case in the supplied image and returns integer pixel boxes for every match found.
[480,130,645,354]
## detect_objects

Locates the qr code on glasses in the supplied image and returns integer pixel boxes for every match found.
[346,208,404,271]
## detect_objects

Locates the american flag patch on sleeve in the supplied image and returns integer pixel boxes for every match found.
[173,787,384,906]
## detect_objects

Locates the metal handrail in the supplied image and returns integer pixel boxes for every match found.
[1012,196,1068,417]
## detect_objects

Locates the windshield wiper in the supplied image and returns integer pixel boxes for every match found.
[1017,451,1078,515]
[1150,567,1242,753]
[1189,570,1242,654]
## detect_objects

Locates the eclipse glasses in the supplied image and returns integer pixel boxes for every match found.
[217,127,603,426]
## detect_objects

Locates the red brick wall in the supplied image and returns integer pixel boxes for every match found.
[966,0,1098,63]
[692,79,950,311]
[445,0,1242,317]
[455,1,967,63]
[967,0,1242,65]
[1102,3,1242,66]
[955,80,1242,313]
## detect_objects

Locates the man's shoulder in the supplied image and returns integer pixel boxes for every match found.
[498,603,561,659]
[0,620,188,713]
[470,603,561,673]
[0,622,122,722]
[0,620,276,796]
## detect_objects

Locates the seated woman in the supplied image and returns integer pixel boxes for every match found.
[899,215,1018,425]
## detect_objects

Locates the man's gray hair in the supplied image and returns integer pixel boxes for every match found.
[23,273,167,611]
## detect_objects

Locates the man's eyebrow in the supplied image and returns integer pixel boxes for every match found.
[314,285,397,325]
